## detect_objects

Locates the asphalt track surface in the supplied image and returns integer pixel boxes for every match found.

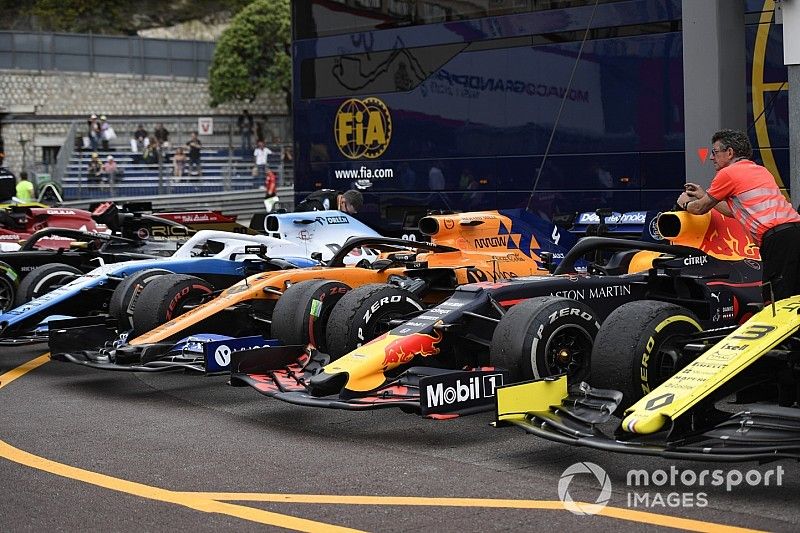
[2,344,800,532]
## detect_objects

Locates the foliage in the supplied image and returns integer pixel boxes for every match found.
[207,0,291,108]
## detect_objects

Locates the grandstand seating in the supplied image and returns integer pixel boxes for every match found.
[62,145,291,200]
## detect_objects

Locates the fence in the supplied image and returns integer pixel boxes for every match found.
[0,31,214,79]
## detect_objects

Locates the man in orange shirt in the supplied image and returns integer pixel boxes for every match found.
[678,129,800,300]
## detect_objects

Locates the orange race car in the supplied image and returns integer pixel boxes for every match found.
[52,208,577,370]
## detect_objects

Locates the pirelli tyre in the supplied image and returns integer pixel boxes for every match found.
[270,279,351,351]
[326,283,425,360]
[108,268,172,331]
[0,261,18,312]
[15,263,82,305]
[590,300,702,411]
[490,296,600,383]
[131,274,214,335]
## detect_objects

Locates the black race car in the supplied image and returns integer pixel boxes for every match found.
[230,211,764,417]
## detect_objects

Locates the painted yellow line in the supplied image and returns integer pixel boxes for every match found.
[192,493,762,533]
[0,438,362,532]
[0,354,50,390]
[0,354,764,533]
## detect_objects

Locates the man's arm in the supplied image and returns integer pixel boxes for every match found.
[678,184,721,215]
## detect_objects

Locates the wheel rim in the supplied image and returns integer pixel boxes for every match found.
[541,324,594,377]
[0,277,13,311]
[650,333,691,387]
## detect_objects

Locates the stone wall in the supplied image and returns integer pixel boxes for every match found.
[0,70,289,177]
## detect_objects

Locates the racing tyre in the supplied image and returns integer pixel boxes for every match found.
[131,274,214,335]
[0,263,17,312]
[489,296,600,383]
[591,300,702,411]
[325,283,425,360]
[15,263,82,305]
[108,269,172,330]
[270,279,351,351]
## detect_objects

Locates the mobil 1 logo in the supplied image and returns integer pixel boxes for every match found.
[419,369,508,416]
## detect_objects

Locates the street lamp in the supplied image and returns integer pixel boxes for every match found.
[18,132,29,174]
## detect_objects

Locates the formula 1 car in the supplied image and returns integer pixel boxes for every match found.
[8,210,386,345]
[495,294,800,462]
[228,210,764,417]
[0,228,183,311]
[0,230,319,344]
[51,208,575,371]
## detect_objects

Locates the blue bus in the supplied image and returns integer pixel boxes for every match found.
[291,0,789,236]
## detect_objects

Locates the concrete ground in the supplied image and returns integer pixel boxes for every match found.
[1,343,798,532]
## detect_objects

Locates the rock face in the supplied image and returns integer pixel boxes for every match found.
[137,14,232,42]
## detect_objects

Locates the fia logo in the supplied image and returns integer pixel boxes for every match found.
[335,97,392,159]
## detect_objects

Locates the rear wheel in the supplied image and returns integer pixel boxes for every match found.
[590,300,702,411]
[15,263,82,305]
[489,297,600,383]
[131,274,214,335]
[108,268,172,330]
[270,279,351,351]
[325,284,425,360]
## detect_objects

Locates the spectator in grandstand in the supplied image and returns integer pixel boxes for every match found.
[173,147,187,178]
[87,152,102,184]
[99,115,115,150]
[133,124,148,151]
[296,189,363,215]
[154,123,169,148]
[102,155,118,184]
[253,140,272,188]
[15,171,34,201]
[186,132,202,176]
[142,137,159,165]
[237,109,254,157]
[88,114,101,151]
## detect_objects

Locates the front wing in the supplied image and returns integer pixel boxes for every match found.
[495,376,800,462]
[230,346,508,418]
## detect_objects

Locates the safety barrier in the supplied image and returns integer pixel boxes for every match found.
[61,186,294,219]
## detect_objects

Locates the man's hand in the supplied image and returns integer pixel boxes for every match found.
[684,182,705,198]
[677,191,692,209]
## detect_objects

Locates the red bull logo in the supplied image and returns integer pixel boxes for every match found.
[382,331,443,368]
[701,212,760,259]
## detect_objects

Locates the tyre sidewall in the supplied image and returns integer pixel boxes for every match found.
[15,263,82,305]
[633,313,703,399]
[110,268,172,329]
[353,289,424,349]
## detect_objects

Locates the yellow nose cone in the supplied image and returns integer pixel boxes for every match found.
[622,411,668,434]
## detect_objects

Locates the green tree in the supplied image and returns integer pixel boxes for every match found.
[208,0,291,109]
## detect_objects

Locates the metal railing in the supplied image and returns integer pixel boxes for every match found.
[0,31,214,79]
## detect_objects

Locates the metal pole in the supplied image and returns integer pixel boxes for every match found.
[226,121,232,191]
[158,149,164,194]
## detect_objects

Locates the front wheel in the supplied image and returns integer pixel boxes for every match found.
[590,300,702,411]
[15,263,82,305]
[489,296,600,383]
[131,274,214,335]
[0,263,18,311]
[325,284,425,360]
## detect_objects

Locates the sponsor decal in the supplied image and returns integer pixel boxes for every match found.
[744,259,761,270]
[335,97,392,159]
[474,236,507,248]
[419,369,507,415]
[45,209,76,215]
[550,285,631,300]
[683,256,708,266]
[214,344,232,367]
[577,211,647,225]
[324,216,349,225]
[648,215,664,240]
[382,331,443,367]
[443,218,455,230]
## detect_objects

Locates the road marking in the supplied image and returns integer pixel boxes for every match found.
[0,439,362,532]
[193,493,762,533]
[0,354,50,389]
[0,353,766,533]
